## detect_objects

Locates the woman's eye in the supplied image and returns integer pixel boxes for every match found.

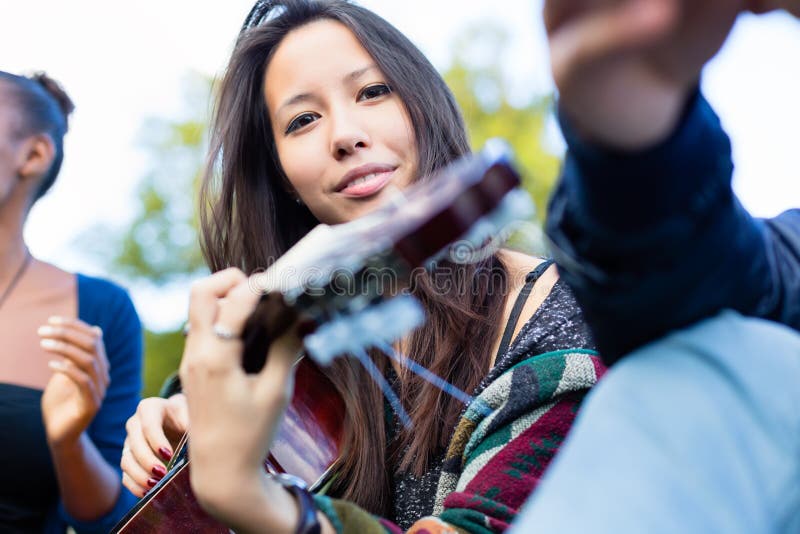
[358,83,392,101]
[286,113,319,134]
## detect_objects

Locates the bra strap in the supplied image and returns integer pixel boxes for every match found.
[493,259,554,362]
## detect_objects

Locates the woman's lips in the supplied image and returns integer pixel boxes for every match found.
[338,170,395,198]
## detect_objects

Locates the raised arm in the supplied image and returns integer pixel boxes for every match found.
[542,0,800,363]
[43,276,143,533]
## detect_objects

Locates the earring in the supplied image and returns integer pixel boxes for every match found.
[295,197,303,206]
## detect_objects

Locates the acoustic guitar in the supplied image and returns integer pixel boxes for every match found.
[111,139,532,533]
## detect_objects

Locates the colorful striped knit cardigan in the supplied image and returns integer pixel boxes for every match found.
[314,348,605,533]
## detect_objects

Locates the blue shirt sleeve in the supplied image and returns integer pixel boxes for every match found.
[57,275,143,533]
[545,91,800,365]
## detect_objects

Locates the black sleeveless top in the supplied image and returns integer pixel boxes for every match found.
[0,383,59,533]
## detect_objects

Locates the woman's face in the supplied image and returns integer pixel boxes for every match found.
[0,88,24,203]
[264,19,418,225]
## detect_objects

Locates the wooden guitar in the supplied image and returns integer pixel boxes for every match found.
[111,140,532,533]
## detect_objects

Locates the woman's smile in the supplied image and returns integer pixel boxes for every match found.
[335,163,397,198]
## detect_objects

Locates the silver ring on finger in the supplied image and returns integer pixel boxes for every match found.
[212,323,239,341]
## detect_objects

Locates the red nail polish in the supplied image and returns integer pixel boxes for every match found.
[147,477,158,488]
[158,447,173,461]
[152,465,167,478]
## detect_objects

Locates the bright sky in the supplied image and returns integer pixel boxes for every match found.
[2,1,798,330]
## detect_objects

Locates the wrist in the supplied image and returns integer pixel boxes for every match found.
[47,429,88,454]
[195,471,298,534]
[560,83,691,152]
[267,473,322,534]
[233,473,324,534]
[555,89,733,230]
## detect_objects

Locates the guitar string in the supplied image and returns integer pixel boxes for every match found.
[373,340,491,418]
[351,347,413,429]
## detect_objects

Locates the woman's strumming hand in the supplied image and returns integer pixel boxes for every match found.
[178,268,304,532]
[121,393,189,497]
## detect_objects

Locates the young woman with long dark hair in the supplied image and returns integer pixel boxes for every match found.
[0,71,142,533]
[120,2,602,532]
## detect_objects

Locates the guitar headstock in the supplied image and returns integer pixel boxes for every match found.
[241,139,534,371]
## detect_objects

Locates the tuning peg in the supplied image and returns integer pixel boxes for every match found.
[304,296,425,365]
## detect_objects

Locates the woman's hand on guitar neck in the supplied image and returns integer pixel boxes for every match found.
[121,393,189,497]
[173,268,315,533]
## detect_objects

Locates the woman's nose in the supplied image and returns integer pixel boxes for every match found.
[329,115,370,160]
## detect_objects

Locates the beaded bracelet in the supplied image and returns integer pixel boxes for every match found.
[270,473,321,534]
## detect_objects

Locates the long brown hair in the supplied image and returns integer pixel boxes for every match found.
[200,0,508,515]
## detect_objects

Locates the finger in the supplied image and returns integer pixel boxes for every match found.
[92,335,110,386]
[40,318,110,384]
[48,315,102,336]
[39,321,97,353]
[47,317,105,364]
[48,359,101,406]
[213,278,261,338]
[121,439,156,491]
[188,268,248,329]
[122,471,149,499]
[181,279,259,379]
[59,319,112,380]
[42,339,103,389]
[140,396,186,461]
[549,0,679,83]
[96,342,110,388]
[125,405,170,482]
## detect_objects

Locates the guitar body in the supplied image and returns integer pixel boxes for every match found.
[113,460,226,534]
[112,359,344,533]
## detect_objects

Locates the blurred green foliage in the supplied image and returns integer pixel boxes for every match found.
[443,25,560,221]
[96,26,561,398]
[142,330,184,397]
[113,73,211,285]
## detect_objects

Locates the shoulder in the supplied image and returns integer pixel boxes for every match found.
[77,275,142,378]
[31,259,71,278]
[76,273,140,329]
[493,250,560,351]
[498,249,551,282]
[28,259,74,292]
[489,251,596,369]
[497,249,559,299]
[77,273,133,305]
